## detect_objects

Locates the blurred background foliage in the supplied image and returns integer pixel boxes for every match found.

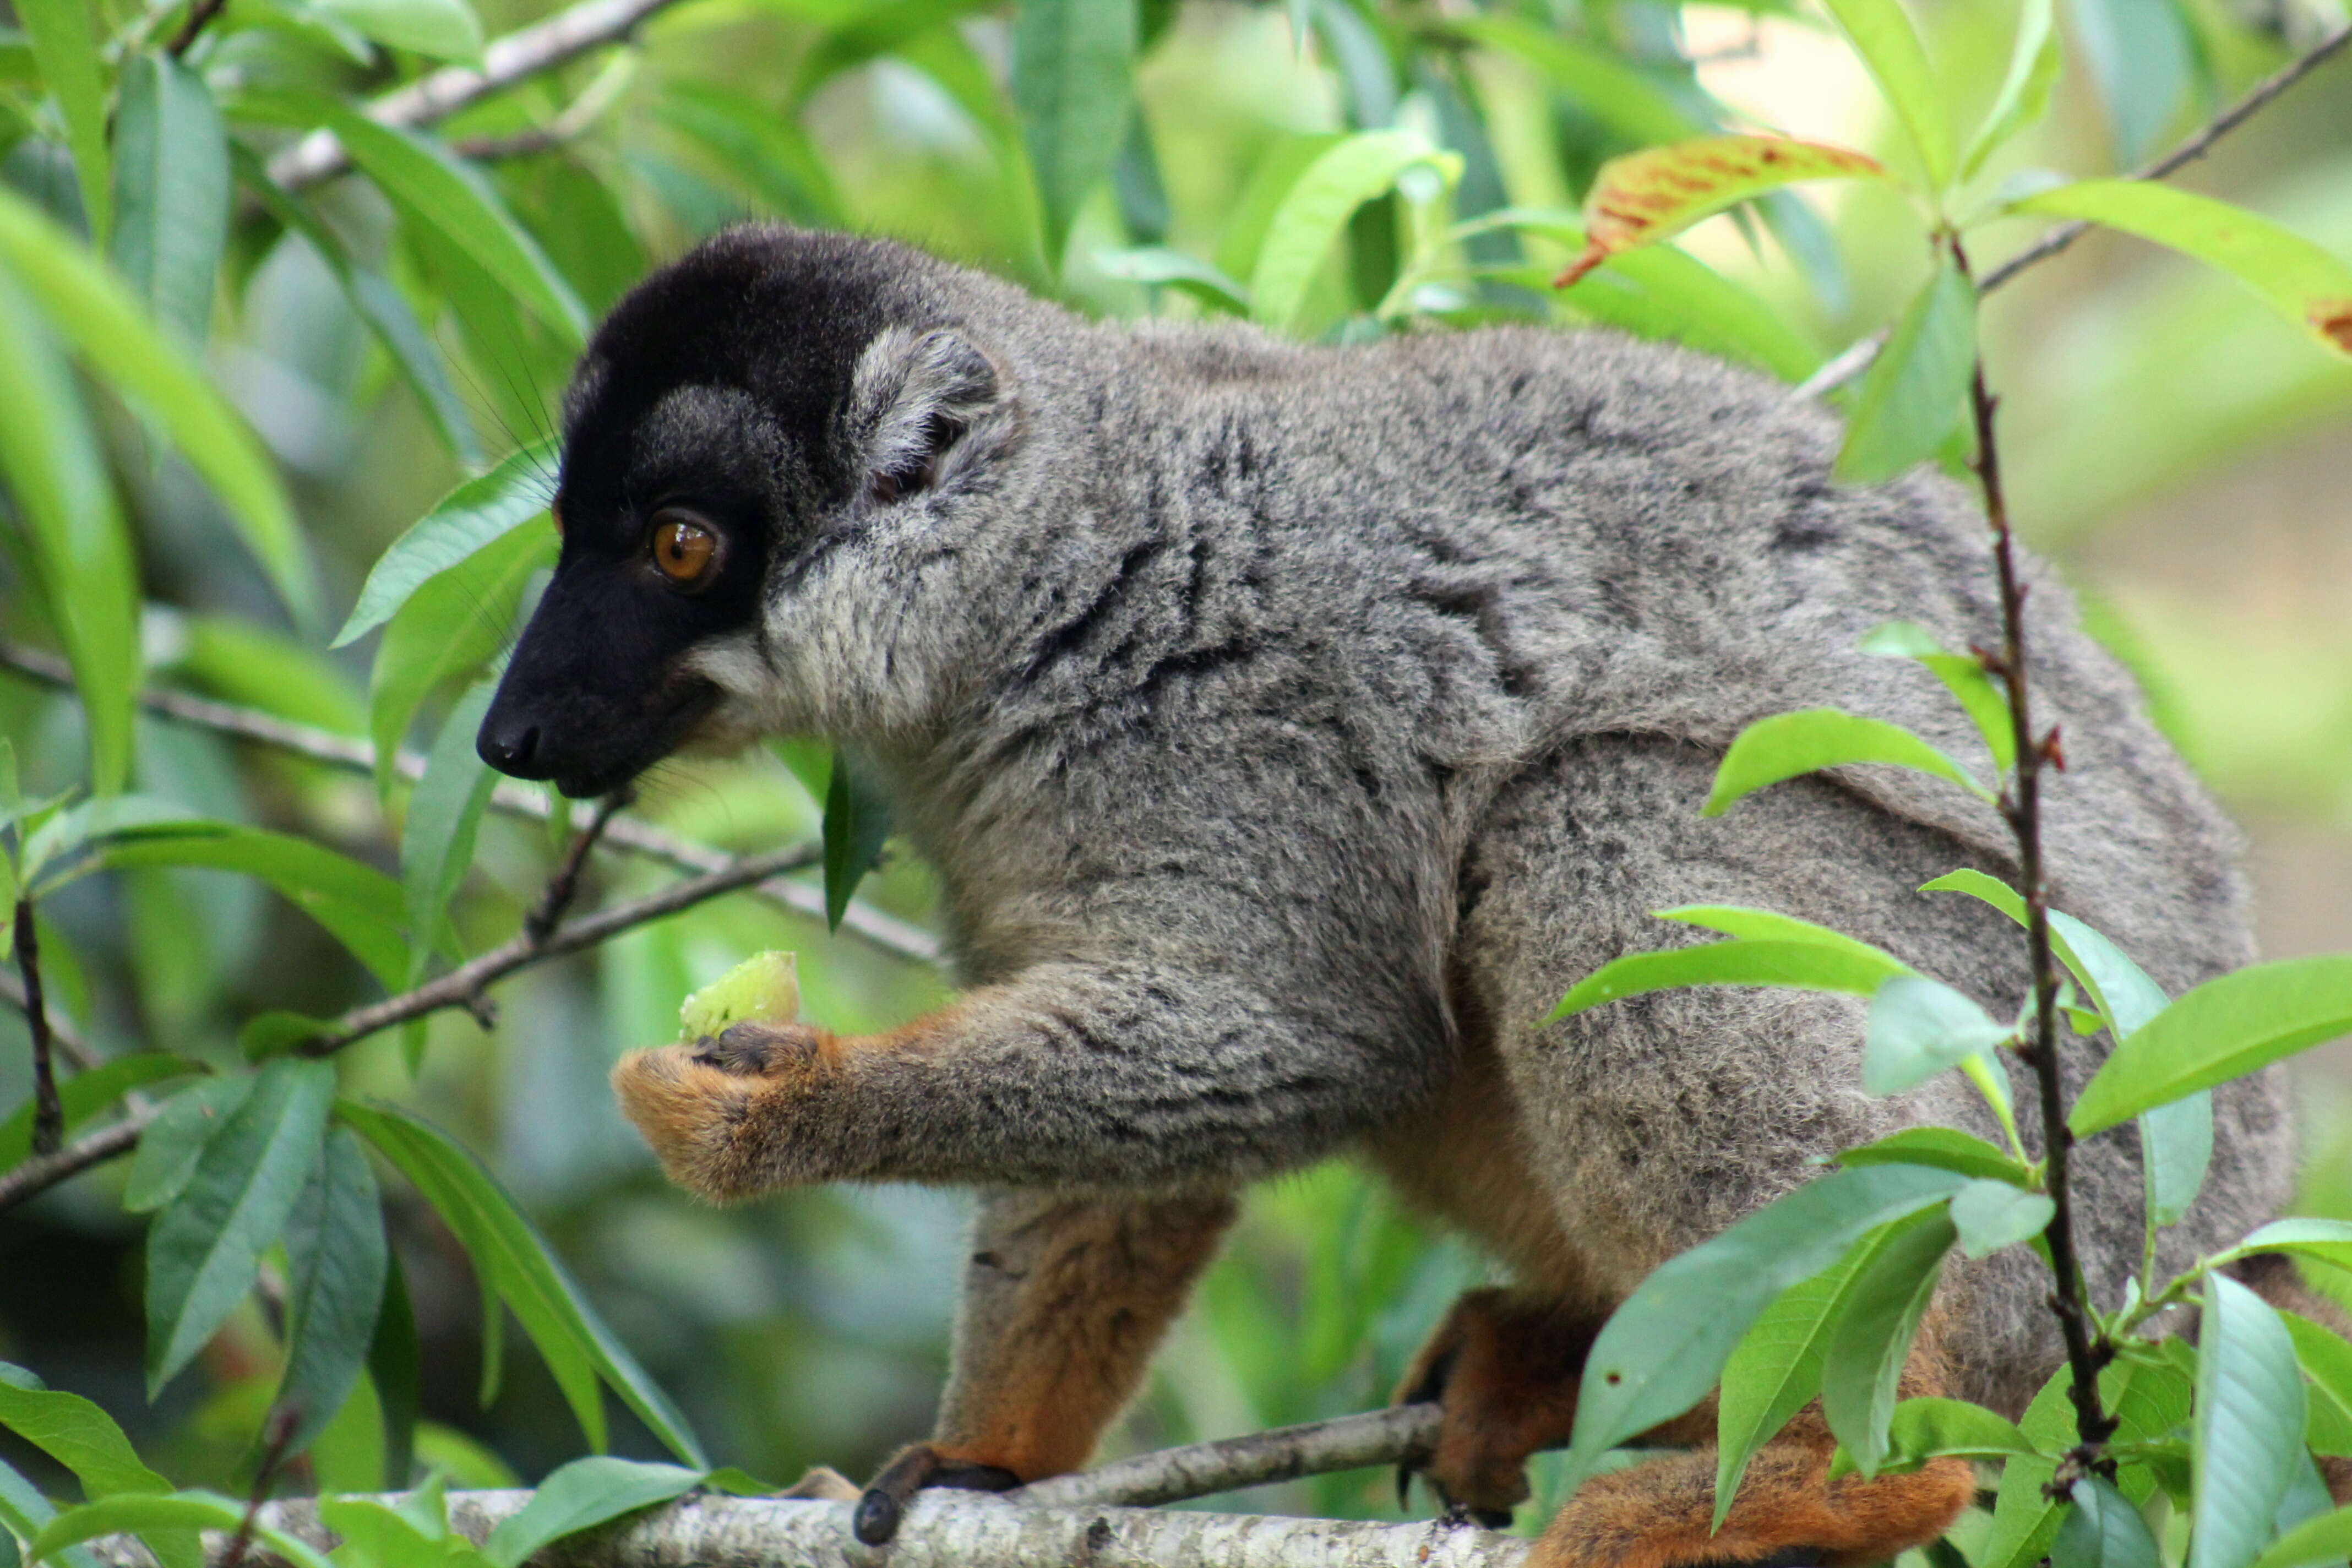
[2,0,2351,1536]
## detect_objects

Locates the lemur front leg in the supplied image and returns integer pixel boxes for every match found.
[853,1188,1238,1543]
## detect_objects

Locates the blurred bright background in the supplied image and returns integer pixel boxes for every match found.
[3,0,2349,1533]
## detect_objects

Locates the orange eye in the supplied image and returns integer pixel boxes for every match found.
[650,511,718,586]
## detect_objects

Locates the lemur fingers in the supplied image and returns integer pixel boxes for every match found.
[609,1021,842,1200]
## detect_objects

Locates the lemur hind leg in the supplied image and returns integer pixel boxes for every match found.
[854,1187,1238,1544]
[1396,1288,1601,1525]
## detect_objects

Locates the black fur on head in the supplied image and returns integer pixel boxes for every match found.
[477,226,1001,797]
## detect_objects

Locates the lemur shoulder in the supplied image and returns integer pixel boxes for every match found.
[478,225,2305,1568]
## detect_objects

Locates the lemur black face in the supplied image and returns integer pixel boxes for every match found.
[477,226,900,796]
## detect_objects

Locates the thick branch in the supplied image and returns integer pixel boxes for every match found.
[80,1488,1526,1568]
[0,641,939,967]
[265,0,687,191]
[1792,23,2351,402]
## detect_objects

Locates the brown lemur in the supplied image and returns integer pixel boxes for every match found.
[477,225,2301,1568]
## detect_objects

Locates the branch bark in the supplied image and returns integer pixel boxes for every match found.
[1790,21,2351,403]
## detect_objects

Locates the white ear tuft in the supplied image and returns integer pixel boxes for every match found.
[845,326,1008,505]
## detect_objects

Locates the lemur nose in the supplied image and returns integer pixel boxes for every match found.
[477,721,541,774]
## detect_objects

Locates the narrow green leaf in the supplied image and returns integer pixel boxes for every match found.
[1705,707,1989,817]
[2283,1312,2352,1459]
[657,86,846,228]
[481,1458,701,1568]
[0,1054,200,1169]
[821,753,891,932]
[0,1452,102,1568]
[1449,16,1698,148]
[2007,181,2352,360]
[1863,974,2013,1096]
[104,827,411,989]
[399,683,499,981]
[1882,1396,2039,1464]
[0,266,139,795]
[1714,1228,1886,1528]
[1536,244,1821,382]
[1251,129,1457,330]
[1836,1127,2032,1184]
[1550,939,1908,1023]
[2072,956,2352,1135]
[370,1254,422,1489]
[1562,1163,1966,1490]
[1090,246,1250,314]
[0,188,313,627]
[1555,136,1887,287]
[20,794,211,891]
[2212,1217,2352,1276]
[274,1125,388,1457]
[2255,1504,2352,1568]
[315,1495,496,1568]
[1820,1207,1953,1477]
[110,56,227,347]
[2064,0,2195,167]
[2056,1475,2163,1568]
[1961,0,2059,180]
[311,0,483,60]
[1818,0,1953,188]
[337,1101,706,1466]
[14,0,108,244]
[34,1493,335,1568]
[1858,622,2015,772]
[1653,906,1908,965]
[2191,1275,2305,1568]
[1948,1177,2054,1258]
[145,1058,337,1395]
[2142,1091,2214,1229]
[1011,0,1137,265]
[337,444,557,647]
[0,1364,171,1496]
[123,1076,255,1213]
[1836,256,1977,484]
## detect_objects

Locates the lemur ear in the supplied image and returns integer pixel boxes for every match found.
[844,326,1008,505]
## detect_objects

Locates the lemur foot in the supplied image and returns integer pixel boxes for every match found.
[1394,1288,1597,1525]
[853,1442,1022,1545]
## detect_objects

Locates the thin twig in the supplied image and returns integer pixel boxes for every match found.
[14,899,63,1157]
[1792,22,2352,402]
[1020,1406,1444,1510]
[1953,238,2114,1471]
[0,641,940,966]
[526,790,629,943]
[265,0,688,191]
[222,1409,301,1568]
[165,0,228,57]
[0,1111,151,1214]
[0,968,95,1072]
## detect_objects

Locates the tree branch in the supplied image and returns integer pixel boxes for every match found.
[1022,1406,1444,1511]
[1791,22,2351,403]
[0,967,96,1072]
[13,899,64,1156]
[0,1110,151,1214]
[0,641,940,967]
[264,0,688,192]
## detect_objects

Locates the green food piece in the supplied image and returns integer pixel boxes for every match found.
[678,951,799,1041]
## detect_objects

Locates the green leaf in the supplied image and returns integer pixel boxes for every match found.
[1537,248,1821,383]
[399,683,499,982]
[337,444,556,647]
[20,795,212,891]
[1561,1162,1966,1491]
[2212,1218,2352,1276]
[369,521,556,799]
[2056,1475,2164,1568]
[311,0,482,60]
[104,827,411,989]
[1863,974,2013,1095]
[2191,1275,2305,1568]
[123,1075,255,1213]
[0,1364,171,1496]
[0,1453,102,1568]
[1961,0,2059,180]
[481,1458,701,1568]
[1651,906,1903,963]
[2064,0,2194,167]
[337,1101,706,1466]
[821,754,891,932]
[1984,1354,2190,1568]
[0,1054,200,1169]
[1857,622,2015,772]
[1705,707,1990,816]
[2071,956,2352,1135]
[1714,1227,1886,1527]
[2142,1091,2214,1229]
[14,0,108,244]
[274,1125,388,1457]
[1251,129,1458,331]
[1882,1396,2040,1465]
[657,86,845,228]
[145,1058,337,1396]
[1555,135,1887,287]
[1011,0,1137,265]
[317,1494,492,1568]
[110,56,227,347]
[1448,16,1698,148]
[0,266,139,796]
[2007,181,2352,360]
[1550,939,1908,1023]
[1948,1177,2054,1258]
[2283,1311,2352,1459]
[34,1493,335,1568]
[2254,1504,2352,1568]
[1817,0,1953,189]
[0,188,313,627]
[1089,246,1250,314]
[369,1255,422,1489]
[1836,1126,2032,1184]
[1836,255,1977,484]
[1820,1207,1953,1477]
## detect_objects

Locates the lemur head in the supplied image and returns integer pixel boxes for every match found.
[477,226,1020,797]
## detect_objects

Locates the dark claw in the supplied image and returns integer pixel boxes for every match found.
[853,1445,1021,1545]
[1396,1463,1416,1513]
[693,1023,806,1075]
